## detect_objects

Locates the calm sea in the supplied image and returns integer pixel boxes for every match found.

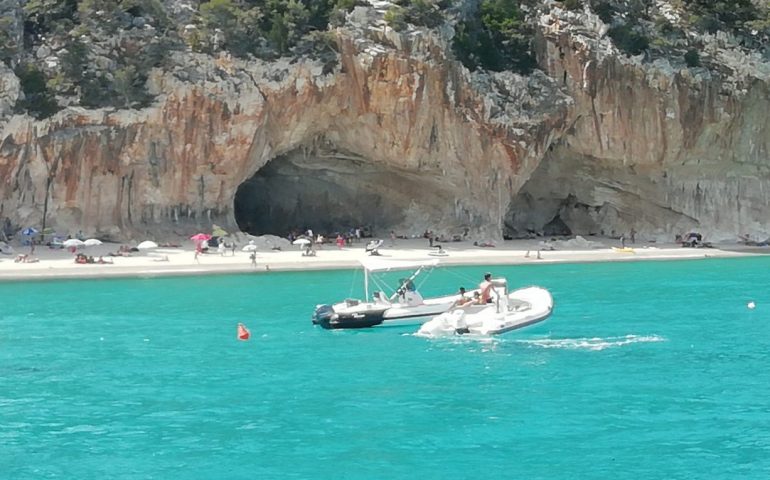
[2,257,770,479]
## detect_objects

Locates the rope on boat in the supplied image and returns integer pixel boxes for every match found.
[442,267,478,288]
[348,268,359,299]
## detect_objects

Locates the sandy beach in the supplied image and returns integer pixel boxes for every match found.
[0,236,764,282]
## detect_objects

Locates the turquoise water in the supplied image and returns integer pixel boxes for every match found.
[3,258,770,479]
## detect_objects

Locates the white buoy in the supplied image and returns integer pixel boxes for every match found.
[748,301,756,310]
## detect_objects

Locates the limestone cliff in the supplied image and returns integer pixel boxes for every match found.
[0,4,570,240]
[1,1,769,242]
[509,8,770,242]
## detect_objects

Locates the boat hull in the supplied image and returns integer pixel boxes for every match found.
[312,299,457,330]
[312,304,388,329]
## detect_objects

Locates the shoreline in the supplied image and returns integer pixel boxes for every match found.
[0,237,765,282]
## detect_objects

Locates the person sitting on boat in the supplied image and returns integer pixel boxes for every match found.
[479,273,494,304]
[459,291,484,307]
[454,287,473,307]
[396,279,423,306]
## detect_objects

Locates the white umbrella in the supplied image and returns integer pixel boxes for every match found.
[62,239,85,248]
[292,238,311,246]
[137,240,158,250]
[242,244,257,252]
[84,238,102,247]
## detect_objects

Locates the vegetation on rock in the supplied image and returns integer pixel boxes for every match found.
[14,63,60,119]
[383,0,449,32]
[5,0,770,119]
[590,0,770,58]
[453,0,537,74]
[9,0,358,118]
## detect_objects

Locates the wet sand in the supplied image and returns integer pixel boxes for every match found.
[0,237,763,282]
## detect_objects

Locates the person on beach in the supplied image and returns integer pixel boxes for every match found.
[231,241,237,256]
[479,273,494,304]
[218,238,226,256]
[194,247,200,263]
[336,234,345,249]
[250,252,257,268]
[390,230,396,247]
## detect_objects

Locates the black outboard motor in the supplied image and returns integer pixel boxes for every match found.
[312,304,336,328]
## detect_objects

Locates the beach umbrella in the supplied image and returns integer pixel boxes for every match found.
[292,238,311,246]
[62,238,85,248]
[137,240,158,250]
[22,227,39,236]
[190,233,212,242]
[212,225,228,237]
[84,238,103,247]
[42,227,56,235]
[242,244,257,252]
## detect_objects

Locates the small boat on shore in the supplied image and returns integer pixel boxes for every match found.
[312,258,462,329]
[416,284,553,337]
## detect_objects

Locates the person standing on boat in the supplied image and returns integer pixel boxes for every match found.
[479,273,494,304]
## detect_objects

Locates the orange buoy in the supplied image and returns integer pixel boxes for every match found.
[237,323,251,341]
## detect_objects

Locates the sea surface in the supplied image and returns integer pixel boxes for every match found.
[2,257,770,479]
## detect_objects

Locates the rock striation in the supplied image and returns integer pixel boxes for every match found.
[507,7,770,242]
[0,4,570,241]
[1,2,770,242]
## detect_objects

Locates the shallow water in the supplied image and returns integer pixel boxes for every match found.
[3,258,770,478]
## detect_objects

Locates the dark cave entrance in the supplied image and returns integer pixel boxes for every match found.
[234,145,423,237]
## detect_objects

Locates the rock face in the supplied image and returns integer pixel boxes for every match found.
[506,8,770,242]
[0,6,570,240]
[1,3,770,242]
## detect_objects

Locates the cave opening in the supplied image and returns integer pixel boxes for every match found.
[234,144,427,237]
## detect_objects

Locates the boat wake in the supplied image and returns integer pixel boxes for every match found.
[517,334,666,351]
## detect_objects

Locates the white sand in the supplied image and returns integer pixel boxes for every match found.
[0,237,762,281]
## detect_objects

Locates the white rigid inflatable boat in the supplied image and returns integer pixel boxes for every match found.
[417,283,553,337]
[312,258,463,329]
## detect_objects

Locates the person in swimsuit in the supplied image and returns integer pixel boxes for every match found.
[479,273,494,304]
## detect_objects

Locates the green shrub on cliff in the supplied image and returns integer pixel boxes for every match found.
[196,0,263,56]
[384,6,408,31]
[453,0,536,74]
[590,0,615,24]
[0,18,19,67]
[390,0,445,28]
[681,0,758,33]
[14,63,59,119]
[562,0,582,11]
[684,48,700,67]
[192,0,357,58]
[608,23,649,56]
[22,0,78,38]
